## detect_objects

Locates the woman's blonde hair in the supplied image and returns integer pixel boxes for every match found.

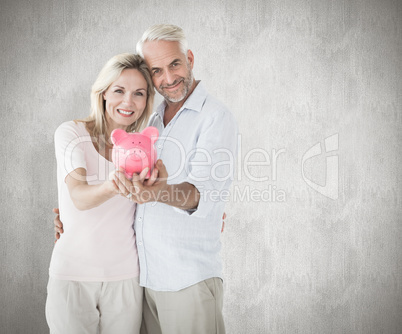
[80,53,154,138]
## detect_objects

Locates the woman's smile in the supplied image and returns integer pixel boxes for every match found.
[117,108,135,117]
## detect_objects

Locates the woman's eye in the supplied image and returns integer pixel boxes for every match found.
[114,89,123,93]
[135,92,144,96]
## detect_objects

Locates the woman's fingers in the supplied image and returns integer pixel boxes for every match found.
[131,168,149,193]
[114,170,135,195]
[114,167,149,198]
[131,167,149,183]
[144,168,158,186]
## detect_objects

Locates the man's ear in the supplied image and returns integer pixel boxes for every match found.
[187,49,194,69]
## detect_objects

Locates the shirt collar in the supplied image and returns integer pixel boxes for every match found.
[155,80,207,118]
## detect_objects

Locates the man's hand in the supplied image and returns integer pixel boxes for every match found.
[221,212,226,233]
[53,208,64,243]
[114,160,200,210]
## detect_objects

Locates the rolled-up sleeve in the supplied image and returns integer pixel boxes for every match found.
[179,109,238,218]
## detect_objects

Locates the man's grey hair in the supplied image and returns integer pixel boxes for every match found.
[136,24,188,58]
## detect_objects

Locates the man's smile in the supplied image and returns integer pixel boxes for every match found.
[161,79,183,91]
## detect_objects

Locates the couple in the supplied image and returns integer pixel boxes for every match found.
[47,24,238,334]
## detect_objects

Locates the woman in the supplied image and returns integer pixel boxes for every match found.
[46,53,155,334]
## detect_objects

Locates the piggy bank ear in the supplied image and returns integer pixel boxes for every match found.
[141,126,159,145]
[110,128,128,145]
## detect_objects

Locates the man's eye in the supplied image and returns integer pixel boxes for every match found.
[153,69,160,75]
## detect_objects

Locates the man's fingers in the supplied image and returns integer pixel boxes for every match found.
[155,160,168,180]
[54,224,63,233]
[54,216,61,228]
[221,212,227,232]
[54,211,63,229]
[54,230,61,243]
[53,208,62,242]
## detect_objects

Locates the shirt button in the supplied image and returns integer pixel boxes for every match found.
[138,217,142,221]
[158,145,162,149]
[138,241,143,246]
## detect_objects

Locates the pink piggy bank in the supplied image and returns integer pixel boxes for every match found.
[111,127,159,179]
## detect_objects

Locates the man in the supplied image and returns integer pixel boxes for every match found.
[54,24,238,333]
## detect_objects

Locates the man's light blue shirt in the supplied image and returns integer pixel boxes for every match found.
[134,82,238,291]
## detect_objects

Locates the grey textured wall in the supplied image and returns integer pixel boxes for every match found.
[1,0,401,333]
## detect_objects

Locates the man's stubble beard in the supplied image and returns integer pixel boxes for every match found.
[159,61,194,103]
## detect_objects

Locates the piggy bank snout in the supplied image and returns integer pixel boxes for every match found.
[126,148,147,159]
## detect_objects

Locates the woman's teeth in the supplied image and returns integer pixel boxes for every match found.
[118,109,134,115]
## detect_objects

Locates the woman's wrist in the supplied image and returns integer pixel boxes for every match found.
[98,181,118,200]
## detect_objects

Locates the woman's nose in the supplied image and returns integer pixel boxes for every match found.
[123,93,134,105]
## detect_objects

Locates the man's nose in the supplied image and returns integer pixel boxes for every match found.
[163,69,175,85]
